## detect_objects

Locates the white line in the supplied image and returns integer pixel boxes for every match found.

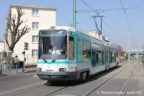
[0,81,44,96]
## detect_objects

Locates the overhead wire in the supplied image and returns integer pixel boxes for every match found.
[81,0,100,15]
[81,0,127,46]
[103,20,128,46]
[119,0,136,49]
[76,7,138,13]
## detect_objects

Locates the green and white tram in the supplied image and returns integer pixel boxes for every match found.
[37,26,119,82]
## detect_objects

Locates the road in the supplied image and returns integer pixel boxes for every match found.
[0,59,143,96]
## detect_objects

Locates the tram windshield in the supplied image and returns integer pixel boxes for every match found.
[39,30,67,60]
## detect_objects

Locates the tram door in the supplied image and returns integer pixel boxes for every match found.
[69,37,74,60]
[92,49,96,67]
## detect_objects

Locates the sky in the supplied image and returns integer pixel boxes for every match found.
[0,0,144,50]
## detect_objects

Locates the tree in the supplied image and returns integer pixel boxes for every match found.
[111,43,125,56]
[5,6,30,52]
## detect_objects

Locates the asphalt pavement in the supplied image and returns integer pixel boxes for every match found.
[0,59,143,96]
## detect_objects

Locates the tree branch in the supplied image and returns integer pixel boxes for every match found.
[5,6,30,52]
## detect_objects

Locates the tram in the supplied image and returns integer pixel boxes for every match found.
[37,26,119,82]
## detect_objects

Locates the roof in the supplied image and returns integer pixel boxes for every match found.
[39,26,76,32]
[39,26,105,42]
[10,4,56,11]
[39,26,119,48]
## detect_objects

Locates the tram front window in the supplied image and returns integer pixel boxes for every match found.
[39,30,67,60]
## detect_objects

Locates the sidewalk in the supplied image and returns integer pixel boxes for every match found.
[138,60,144,96]
[0,67,37,77]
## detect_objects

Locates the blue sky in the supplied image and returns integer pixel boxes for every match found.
[0,0,144,50]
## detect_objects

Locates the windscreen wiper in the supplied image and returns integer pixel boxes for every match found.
[42,57,47,63]
[52,59,56,63]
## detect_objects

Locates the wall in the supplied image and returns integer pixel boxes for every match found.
[10,6,56,65]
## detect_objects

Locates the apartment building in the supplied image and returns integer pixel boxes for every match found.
[0,41,5,58]
[6,5,56,65]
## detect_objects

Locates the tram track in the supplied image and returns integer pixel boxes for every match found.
[0,60,140,96]
[84,68,124,96]
[84,60,137,96]
[42,61,131,96]
[39,60,137,96]
[121,60,138,96]
[44,86,69,96]
[8,60,135,96]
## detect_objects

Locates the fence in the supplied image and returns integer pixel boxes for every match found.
[0,54,37,76]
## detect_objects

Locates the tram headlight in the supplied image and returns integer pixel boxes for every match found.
[37,67,42,71]
[59,68,67,72]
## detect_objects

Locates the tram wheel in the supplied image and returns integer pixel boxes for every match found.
[105,65,110,71]
[80,72,87,81]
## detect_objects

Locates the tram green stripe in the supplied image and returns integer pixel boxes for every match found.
[37,60,90,64]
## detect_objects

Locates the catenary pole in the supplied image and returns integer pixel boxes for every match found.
[128,37,131,62]
[73,0,76,28]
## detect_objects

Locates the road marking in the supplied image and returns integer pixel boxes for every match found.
[0,81,44,96]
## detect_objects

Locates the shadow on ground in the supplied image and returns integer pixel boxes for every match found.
[44,65,122,87]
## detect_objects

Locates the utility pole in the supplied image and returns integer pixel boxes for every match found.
[73,0,76,28]
[128,34,131,62]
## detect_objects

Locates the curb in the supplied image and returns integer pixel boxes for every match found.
[0,70,36,77]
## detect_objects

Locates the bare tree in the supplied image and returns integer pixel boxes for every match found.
[5,6,30,52]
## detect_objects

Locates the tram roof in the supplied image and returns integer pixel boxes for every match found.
[39,26,118,49]
[39,26,103,41]
[39,26,76,32]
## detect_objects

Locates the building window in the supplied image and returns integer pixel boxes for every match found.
[32,9,39,16]
[32,22,39,29]
[32,49,38,57]
[32,36,38,42]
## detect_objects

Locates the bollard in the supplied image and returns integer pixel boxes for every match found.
[23,62,25,72]
[8,64,11,75]
[16,63,18,74]
[4,64,6,70]
[23,64,24,72]
[0,64,2,74]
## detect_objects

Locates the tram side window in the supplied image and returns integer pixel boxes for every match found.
[97,51,102,64]
[102,51,104,64]
[112,52,114,62]
[92,50,96,67]
[113,52,116,62]
[82,40,91,58]
[115,53,117,62]
[110,52,112,63]
[105,51,108,63]
[96,52,99,63]
[69,37,74,60]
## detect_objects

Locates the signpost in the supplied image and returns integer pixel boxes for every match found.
[23,42,29,72]
[0,64,2,74]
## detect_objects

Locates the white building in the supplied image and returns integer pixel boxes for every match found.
[0,41,5,59]
[6,5,56,65]
[0,41,5,52]
[87,30,99,39]
[87,30,109,42]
